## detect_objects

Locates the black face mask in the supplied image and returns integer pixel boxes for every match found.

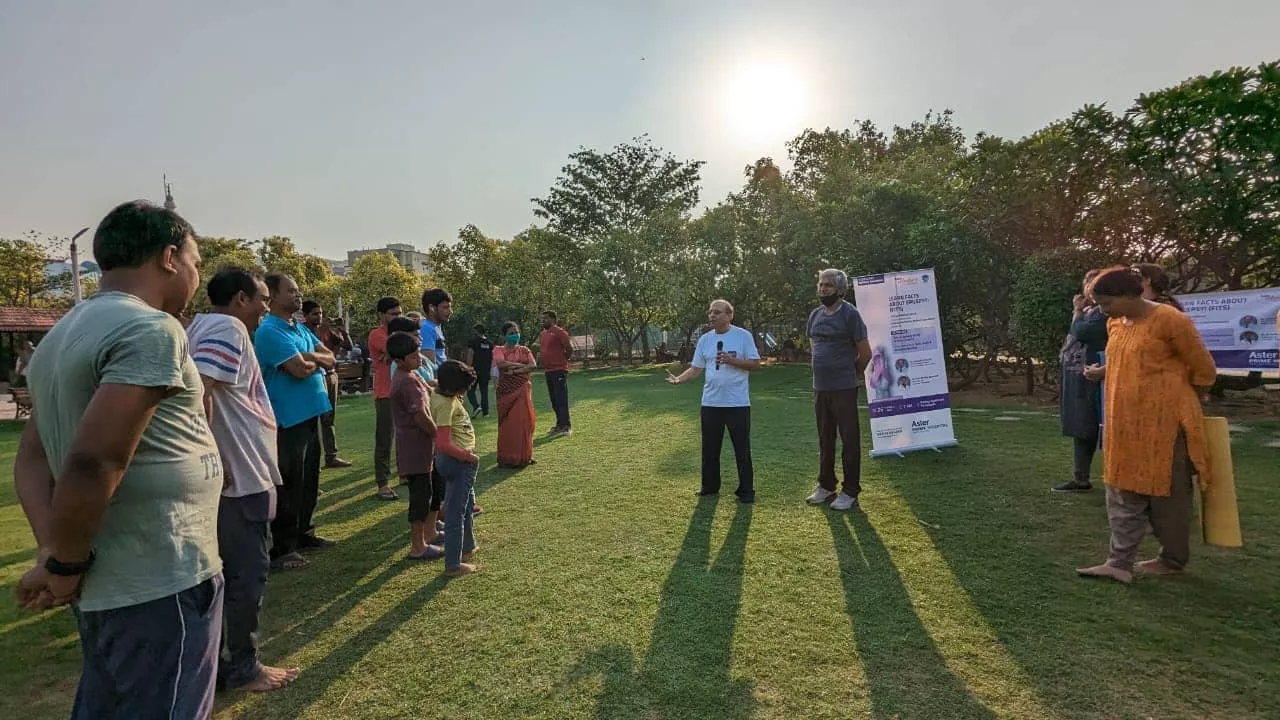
[819,293,842,307]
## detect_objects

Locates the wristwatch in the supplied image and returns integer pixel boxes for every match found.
[45,551,95,577]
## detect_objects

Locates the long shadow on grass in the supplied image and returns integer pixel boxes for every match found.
[243,574,450,717]
[567,500,755,719]
[828,511,997,719]
[873,445,1280,719]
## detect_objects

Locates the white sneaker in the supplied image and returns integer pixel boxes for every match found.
[830,493,860,512]
[806,487,837,505]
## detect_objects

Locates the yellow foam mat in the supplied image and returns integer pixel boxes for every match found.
[1201,416,1242,547]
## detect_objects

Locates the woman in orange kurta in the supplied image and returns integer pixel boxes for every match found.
[495,321,537,468]
[1077,267,1217,585]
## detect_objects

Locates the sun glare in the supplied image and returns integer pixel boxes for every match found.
[721,59,808,144]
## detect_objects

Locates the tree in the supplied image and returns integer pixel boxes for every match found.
[427,224,520,340]
[693,159,814,337]
[1010,249,1105,391]
[189,237,260,314]
[532,135,705,243]
[532,136,706,361]
[0,236,54,307]
[341,252,421,337]
[1122,61,1280,290]
[257,236,333,288]
[577,213,686,362]
[787,120,888,203]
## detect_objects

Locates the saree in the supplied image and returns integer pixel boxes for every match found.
[496,344,536,466]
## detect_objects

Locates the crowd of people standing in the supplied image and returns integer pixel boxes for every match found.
[10,200,587,717]
[8,199,1242,719]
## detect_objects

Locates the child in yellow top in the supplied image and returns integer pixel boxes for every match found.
[430,360,481,577]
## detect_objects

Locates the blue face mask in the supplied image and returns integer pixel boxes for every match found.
[506,333,521,345]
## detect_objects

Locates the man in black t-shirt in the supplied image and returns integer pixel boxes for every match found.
[464,324,495,416]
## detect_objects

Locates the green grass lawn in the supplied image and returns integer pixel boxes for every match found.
[1,365,1278,719]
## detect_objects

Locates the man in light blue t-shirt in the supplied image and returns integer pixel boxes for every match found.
[14,200,224,719]
[667,299,762,503]
[255,273,336,568]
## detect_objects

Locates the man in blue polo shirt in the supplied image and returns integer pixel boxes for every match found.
[255,273,336,571]
[420,287,452,364]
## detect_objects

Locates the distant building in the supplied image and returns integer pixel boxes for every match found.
[347,243,430,274]
[43,260,102,297]
[325,258,350,277]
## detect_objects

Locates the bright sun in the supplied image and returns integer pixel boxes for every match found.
[721,59,808,144]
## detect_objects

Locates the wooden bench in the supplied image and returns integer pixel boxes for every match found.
[11,388,32,419]
[335,362,368,394]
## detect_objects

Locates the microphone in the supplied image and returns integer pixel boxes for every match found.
[716,340,724,370]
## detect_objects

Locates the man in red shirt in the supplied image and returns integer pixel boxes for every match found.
[538,311,574,438]
[303,300,352,469]
[366,297,402,499]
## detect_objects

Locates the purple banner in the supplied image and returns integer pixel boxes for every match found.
[890,327,939,353]
[1211,348,1279,371]
[868,393,952,419]
[856,274,885,286]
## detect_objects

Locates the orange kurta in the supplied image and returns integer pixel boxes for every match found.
[1102,304,1217,495]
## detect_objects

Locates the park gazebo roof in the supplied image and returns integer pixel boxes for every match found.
[0,306,66,333]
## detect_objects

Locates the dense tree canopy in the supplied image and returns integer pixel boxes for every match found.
[26,60,1276,393]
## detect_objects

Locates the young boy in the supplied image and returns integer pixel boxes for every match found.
[431,360,481,576]
[389,317,486,518]
[387,331,444,559]
[388,316,437,386]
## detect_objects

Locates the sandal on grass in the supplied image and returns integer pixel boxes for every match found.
[407,545,444,561]
[376,487,399,501]
[270,552,310,572]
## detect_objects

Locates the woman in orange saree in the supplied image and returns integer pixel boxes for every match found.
[495,321,537,468]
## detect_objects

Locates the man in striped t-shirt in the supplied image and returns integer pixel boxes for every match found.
[187,267,300,692]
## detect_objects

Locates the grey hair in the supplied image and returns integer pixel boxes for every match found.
[818,268,849,294]
[709,299,735,315]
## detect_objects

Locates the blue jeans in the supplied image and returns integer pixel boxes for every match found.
[73,574,224,720]
[438,454,478,569]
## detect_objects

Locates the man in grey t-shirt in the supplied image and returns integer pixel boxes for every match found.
[14,201,224,719]
[804,269,872,512]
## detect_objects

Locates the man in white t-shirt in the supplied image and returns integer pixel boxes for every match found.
[667,299,762,503]
[187,267,300,693]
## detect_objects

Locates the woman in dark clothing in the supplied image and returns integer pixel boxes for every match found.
[1053,270,1107,493]
[1133,263,1185,311]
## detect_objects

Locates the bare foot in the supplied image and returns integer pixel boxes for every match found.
[242,665,301,692]
[446,562,478,577]
[1135,558,1183,576]
[1076,563,1133,584]
[461,548,479,562]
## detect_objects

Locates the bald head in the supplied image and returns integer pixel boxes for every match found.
[708,299,734,331]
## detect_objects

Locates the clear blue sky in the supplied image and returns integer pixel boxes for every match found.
[2,0,1277,260]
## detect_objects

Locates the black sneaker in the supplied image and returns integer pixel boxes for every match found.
[1051,478,1093,493]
